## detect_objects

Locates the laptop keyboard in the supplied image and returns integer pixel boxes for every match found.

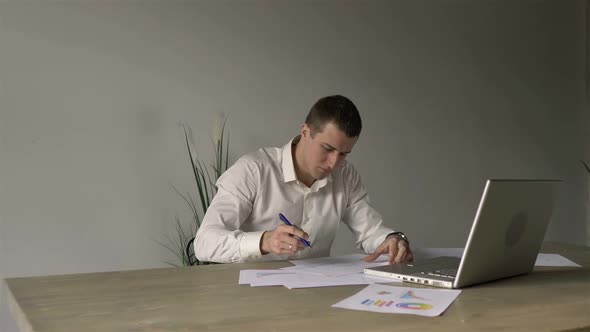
[407,257,460,279]
[422,268,457,278]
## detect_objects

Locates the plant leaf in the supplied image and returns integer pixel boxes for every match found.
[160,120,232,266]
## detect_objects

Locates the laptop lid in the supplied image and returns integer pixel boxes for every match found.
[453,179,561,288]
[364,179,561,288]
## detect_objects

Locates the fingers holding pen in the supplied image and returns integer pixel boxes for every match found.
[281,224,309,242]
[282,225,311,252]
[260,225,310,255]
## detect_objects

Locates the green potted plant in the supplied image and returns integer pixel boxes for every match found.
[159,119,231,266]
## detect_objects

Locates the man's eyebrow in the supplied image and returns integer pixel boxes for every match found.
[323,143,351,154]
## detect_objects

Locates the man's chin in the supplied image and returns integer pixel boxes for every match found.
[315,172,329,180]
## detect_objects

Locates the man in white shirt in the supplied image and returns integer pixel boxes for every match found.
[194,95,413,264]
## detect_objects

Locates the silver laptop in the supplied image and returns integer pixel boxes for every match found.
[364,179,561,289]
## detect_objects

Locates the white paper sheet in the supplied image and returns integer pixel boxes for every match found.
[239,270,298,285]
[283,273,400,289]
[239,268,399,288]
[285,254,390,276]
[288,254,372,267]
[535,253,581,267]
[332,284,461,317]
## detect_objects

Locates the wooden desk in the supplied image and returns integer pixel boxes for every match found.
[5,242,590,332]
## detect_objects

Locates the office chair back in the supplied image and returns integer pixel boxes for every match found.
[186,237,197,266]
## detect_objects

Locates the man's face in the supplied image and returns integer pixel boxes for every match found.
[298,122,358,181]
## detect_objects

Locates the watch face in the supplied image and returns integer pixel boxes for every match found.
[394,232,408,242]
[388,232,408,243]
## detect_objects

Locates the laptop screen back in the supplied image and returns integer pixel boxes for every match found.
[454,179,561,288]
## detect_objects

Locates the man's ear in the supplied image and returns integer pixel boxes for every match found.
[301,123,311,138]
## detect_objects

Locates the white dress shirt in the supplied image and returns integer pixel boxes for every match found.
[194,136,396,263]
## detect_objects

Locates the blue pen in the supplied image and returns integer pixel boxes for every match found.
[278,213,312,248]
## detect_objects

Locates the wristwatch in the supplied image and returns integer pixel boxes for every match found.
[388,231,409,244]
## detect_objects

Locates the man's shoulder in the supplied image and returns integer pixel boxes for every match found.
[241,145,281,162]
[218,146,282,186]
[234,146,282,170]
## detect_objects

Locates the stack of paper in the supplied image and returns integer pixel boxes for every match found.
[239,254,397,289]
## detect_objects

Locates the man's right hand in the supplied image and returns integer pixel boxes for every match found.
[260,224,309,255]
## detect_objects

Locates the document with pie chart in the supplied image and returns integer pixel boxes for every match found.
[332,284,461,317]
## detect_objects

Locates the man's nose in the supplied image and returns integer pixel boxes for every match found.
[327,152,341,168]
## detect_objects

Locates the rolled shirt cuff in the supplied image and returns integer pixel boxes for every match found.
[239,231,266,262]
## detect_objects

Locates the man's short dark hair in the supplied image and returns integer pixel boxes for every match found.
[305,95,362,138]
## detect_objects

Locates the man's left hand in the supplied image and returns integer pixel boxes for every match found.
[363,234,413,264]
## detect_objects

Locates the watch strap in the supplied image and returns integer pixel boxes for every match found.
[388,231,409,244]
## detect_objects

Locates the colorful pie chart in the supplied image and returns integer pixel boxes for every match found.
[395,302,433,310]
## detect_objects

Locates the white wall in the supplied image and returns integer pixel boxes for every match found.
[0,1,587,330]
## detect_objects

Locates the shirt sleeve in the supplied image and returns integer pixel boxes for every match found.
[194,157,264,263]
[340,163,396,254]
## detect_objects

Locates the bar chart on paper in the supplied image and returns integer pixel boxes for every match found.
[359,290,431,310]
[360,298,395,307]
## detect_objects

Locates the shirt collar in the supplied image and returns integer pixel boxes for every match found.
[281,137,298,183]
[281,136,331,188]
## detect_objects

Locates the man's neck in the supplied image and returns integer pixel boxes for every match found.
[292,138,315,188]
